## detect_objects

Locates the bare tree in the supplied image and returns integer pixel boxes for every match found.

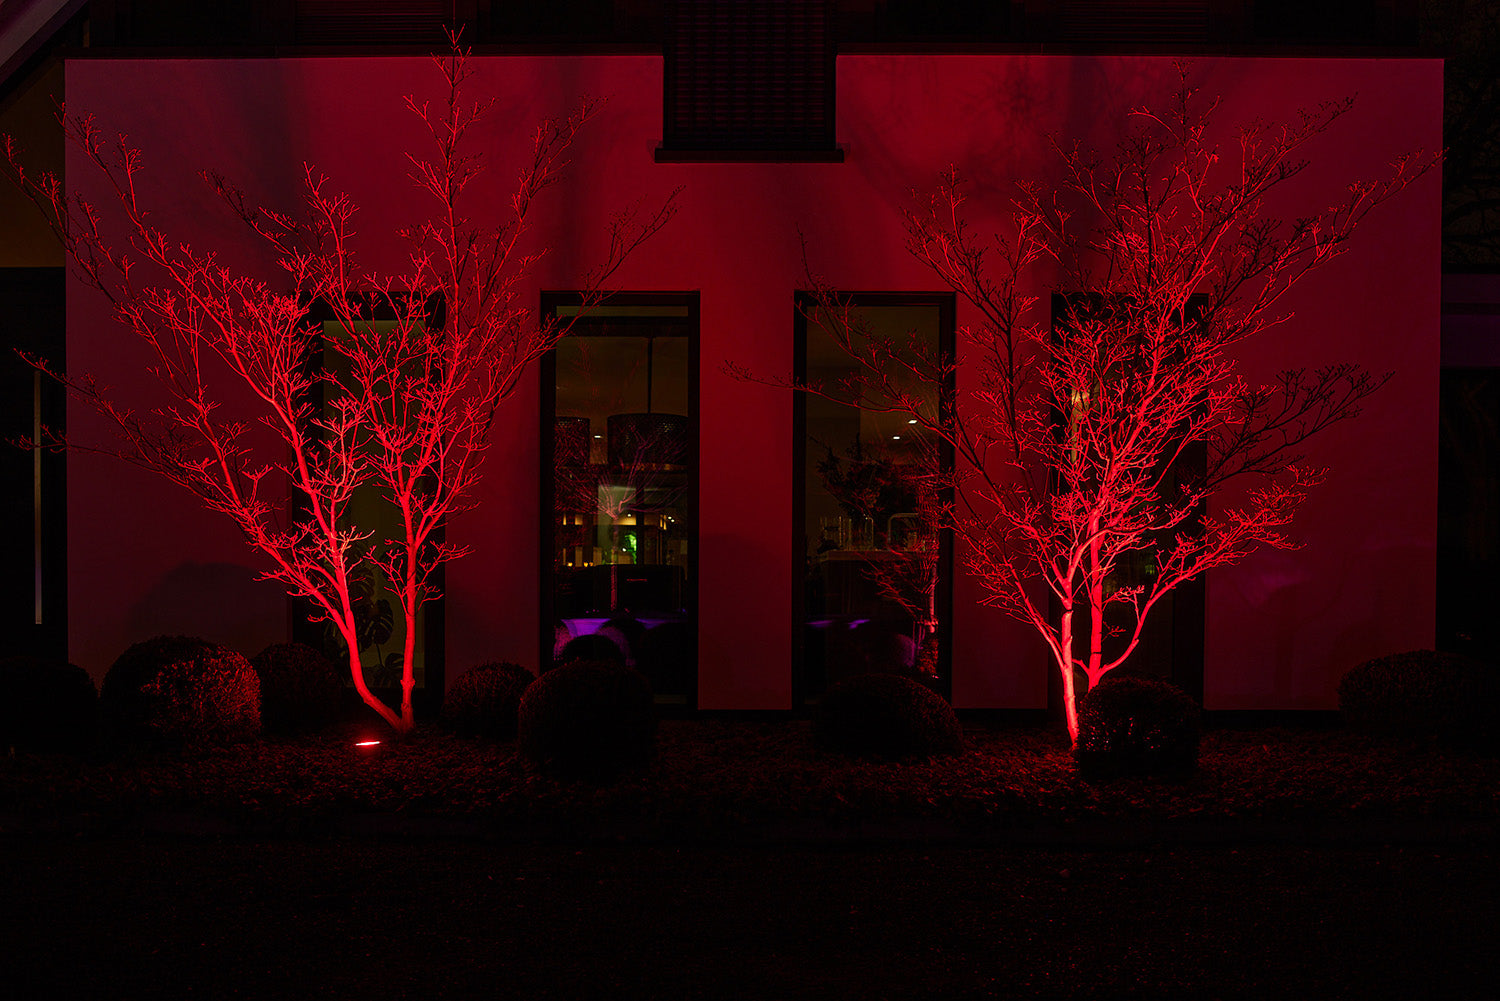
[4,40,677,733]
[750,69,1436,742]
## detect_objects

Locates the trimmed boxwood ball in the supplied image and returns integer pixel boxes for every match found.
[518,658,655,779]
[1075,674,1201,780]
[553,632,625,670]
[0,656,98,754]
[1339,650,1500,749]
[599,615,646,666]
[102,635,216,733]
[814,673,964,761]
[102,635,260,746]
[442,661,535,739]
[250,642,345,734]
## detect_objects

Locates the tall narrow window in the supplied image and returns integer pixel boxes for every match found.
[1,267,66,661]
[543,294,698,706]
[1048,293,1205,704]
[1438,369,1500,659]
[794,293,954,705]
[292,300,445,703]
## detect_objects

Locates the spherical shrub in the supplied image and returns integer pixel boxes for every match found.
[814,672,964,761]
[250,642,345,734]
[1075,674,1201,780]
[600,615,646,664]
[442,661,534,739]
[1338,650,1500,749]
[553,632,625,670]
[0,656,97,754]
[101,635,260,746]
[849,620,917,675]
[101,635,216,723]
[518,658,655,780]
[551,620,573,662]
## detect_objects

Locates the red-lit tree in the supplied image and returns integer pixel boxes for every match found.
[764,71,1436,742]
[4,42,675,733]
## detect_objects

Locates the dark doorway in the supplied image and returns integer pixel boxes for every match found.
[290,296,446,713]
[1438,368,1500,659]
[541,293,699,707]
[1,268,66,662]
[793,292,955,708]
[1046,293,1206,714]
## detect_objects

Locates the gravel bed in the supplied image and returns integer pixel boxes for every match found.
[3,720,1495,840]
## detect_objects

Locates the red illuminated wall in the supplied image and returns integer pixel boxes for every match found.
[63,53,1440,710]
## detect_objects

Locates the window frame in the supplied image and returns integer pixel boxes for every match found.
[289,293,447,712]
[1045,291,1207,709]
[791,290,956,709]
[1,267,67,661]
[539,290,701,708]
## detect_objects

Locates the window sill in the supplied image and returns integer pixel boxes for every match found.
[654,147,845,163]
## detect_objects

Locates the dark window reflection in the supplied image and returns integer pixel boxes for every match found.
[546,299,696,705]
[314,319,432,691]
[1439,369,1500,659]
[799,299,951,701]
[1047,294,1204,701]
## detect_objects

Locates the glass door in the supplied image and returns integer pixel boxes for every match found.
[542,294,698,706]
[794,293,954,705]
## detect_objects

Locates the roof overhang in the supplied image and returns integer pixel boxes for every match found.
[0,0,85,94]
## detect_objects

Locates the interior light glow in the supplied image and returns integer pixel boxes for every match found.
[354,739,381,747]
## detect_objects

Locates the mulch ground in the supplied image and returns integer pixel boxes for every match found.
[3,720,1496,840]
[4,839,1495,1000]
[5,722,1496,998]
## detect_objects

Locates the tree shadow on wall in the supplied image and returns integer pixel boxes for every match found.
[126,562,286,655]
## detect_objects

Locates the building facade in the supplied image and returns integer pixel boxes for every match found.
[41,50,1440,711]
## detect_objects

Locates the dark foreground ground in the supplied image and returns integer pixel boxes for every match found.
[4,721,1496,997]
[4,839,1495,1000]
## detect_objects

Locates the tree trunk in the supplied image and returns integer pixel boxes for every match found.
[1059,602,1081,744]
[1087,521,1106,689]
[399,593,418,734]
[346,627,403,732]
